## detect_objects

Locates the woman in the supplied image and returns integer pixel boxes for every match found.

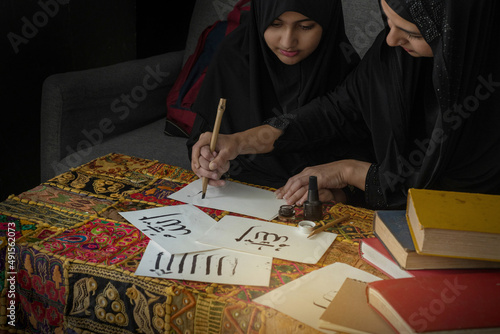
[187,0,361,188]
[192,0,500,209]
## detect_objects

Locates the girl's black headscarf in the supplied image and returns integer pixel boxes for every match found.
[188,0,360,187]
[251,0,356,112]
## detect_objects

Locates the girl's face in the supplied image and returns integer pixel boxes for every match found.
[381,0,433,57]
[264,11,323,65]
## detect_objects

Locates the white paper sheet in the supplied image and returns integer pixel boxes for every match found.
[253,263,381,333]
[168,179,286,221]
[119,205,218,254]
[135,240,273,286]
[197,215,337,264]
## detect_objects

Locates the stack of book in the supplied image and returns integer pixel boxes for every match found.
[361,188,500,277]
[319,189,500,333]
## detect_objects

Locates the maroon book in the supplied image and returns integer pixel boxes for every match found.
[366,272,500,333]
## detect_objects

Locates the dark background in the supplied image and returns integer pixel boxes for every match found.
[0,0,196,201]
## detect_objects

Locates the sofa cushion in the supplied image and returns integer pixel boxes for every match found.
[48,119,191,179]
[184,0,251,64]
[40,51,185,182]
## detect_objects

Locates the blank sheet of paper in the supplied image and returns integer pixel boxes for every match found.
[168,179,286,221]
[197,215,337,264]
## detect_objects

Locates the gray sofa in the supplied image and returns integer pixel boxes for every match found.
[40,0,383,182]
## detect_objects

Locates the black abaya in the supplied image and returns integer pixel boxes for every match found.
[272,0,500,208]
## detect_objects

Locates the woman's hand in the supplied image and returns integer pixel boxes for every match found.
[194,145,231,187]
[275,159,371,205]
[191,132,238,187]
[191,125,283,187]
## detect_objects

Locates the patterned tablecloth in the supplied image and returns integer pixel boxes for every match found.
[0,153,386,333]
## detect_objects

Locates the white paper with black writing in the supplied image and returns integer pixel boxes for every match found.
[119,205,218,254]
[135,240,272,286]
[168,179,286,221]
[197,215,338,264]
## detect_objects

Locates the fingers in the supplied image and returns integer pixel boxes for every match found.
[192,136,232,188]
[275,177,299,199]
[276,164,350,206]
[318,189,335,203]
[193,158,227,187]
[206,141,234,172]
[196,148,218,179]
[328,188,347,203]
[275,186,284,199]
[200,146,216,166]
[295,190,308,206]
[195,153,229,179]
[208,178,226,187]
[192,150,214,178]
[277,186,344,206]
[276,175,310,205]
[193,132,237,174]
[191,132,212,170]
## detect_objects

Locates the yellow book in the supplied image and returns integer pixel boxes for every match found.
[406,188,500,262]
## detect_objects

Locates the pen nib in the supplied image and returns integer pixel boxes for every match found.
[201,193,206,199]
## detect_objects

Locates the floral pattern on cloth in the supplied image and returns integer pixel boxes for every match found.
[128,178,188,206]
[13,244,66,334]
[76,153,157,179]
[168,286,267,334]
[45,170,153,200]
[0,215,38,294]
[324,204,375,243]
[0,153,382,333]
[17,185,113,215]
[0,196,89,228]
[65,262,173,334]
[138,162,198,183]
[98,199,163,223]
[36,219,149,266]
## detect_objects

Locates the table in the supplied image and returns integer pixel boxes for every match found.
[0,153,386,333]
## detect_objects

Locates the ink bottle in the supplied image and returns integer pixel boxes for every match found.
[303,176,323,221]
[278,205,295,223]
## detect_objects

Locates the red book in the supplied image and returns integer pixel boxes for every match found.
[366,273,500,333]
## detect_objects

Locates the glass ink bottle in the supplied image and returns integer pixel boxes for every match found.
[303,176,323,221]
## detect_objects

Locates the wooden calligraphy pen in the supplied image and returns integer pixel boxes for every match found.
[307,213,350,238]
[202,98,227,199]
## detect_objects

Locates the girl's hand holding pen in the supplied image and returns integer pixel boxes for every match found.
[191,125,283,187]
[191,132,235,187]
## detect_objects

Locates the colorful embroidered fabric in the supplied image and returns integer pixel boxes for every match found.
[0,153,384,333]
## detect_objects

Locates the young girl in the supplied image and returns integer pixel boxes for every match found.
[192,0,500,209]
[187,0,361,188]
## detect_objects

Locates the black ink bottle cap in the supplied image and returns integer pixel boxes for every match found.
[278,205,295,222]
[303,176,323,221]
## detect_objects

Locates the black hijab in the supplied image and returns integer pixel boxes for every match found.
[385,0,500,203]
[188,0,360,187]
[273,0,500,207]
